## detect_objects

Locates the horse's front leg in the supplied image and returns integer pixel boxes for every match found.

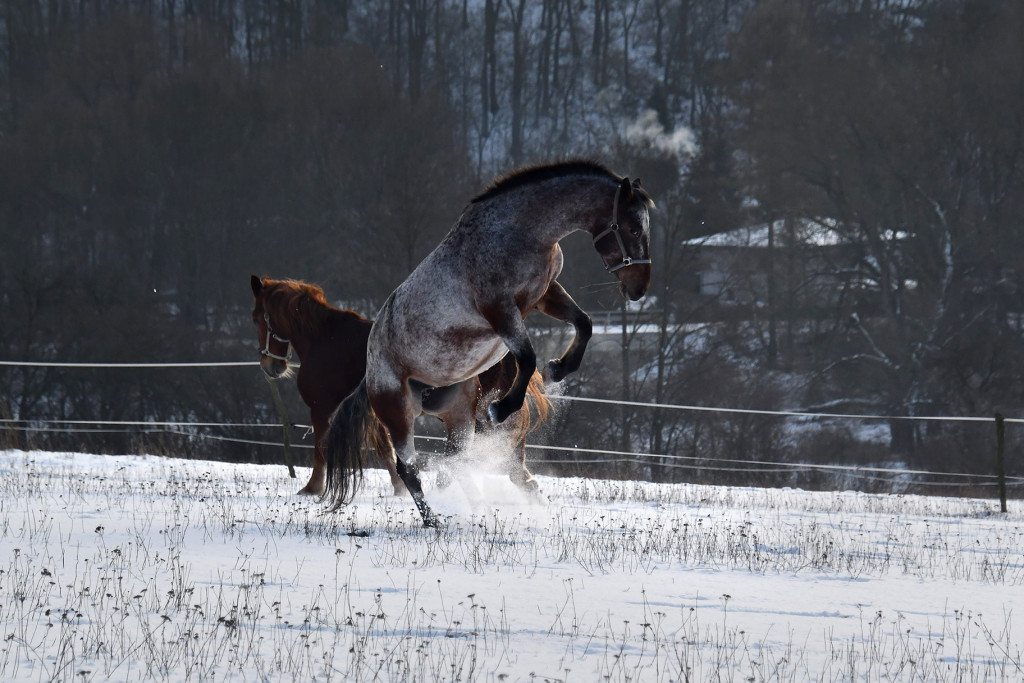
[535,280,593,382]
[300,410,330,496]
[481,304,537,425]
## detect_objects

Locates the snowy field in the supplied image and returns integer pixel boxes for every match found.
[1,449,1021,682]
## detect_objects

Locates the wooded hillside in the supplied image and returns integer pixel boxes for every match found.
[2,0,1022,489]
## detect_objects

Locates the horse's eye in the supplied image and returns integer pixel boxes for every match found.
[629,225,642,238]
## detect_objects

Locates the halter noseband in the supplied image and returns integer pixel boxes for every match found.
[260,311,293,362]
[592,182,652,273]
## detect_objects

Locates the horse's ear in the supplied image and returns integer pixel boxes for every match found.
[630,177,655,209]
[251,275,263,297]
[619,176,634,202]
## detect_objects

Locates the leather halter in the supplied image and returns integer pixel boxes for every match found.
[592,182,652,273]
[260,311,293,362]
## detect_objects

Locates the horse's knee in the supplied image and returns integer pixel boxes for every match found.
[545,358,568,382]
[575,312,593,341]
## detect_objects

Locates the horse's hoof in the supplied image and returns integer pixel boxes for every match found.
[487,402,504,425]
[545,359,567,383]
[296,485,323,496]
[517,480,546,504]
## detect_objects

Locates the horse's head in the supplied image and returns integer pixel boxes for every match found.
[593,176,654,301]
[250,275,293,379]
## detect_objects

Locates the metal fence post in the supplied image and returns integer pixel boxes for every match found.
[266,376,297,479]
[995,413,1007,513]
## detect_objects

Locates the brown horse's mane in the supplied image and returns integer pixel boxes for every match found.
[471,160,617,204]
[261,278,367,336]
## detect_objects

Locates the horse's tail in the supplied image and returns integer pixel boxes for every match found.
[323,377,391,510]
[505,369,552,444]
[525,369,552,432]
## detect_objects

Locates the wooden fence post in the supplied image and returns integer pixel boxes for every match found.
[995,413,1007,514]
[266,376,297,479]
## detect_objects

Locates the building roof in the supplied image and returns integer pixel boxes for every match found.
[686,218,845,248]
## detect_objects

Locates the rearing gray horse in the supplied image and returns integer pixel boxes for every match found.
[325,160,655,526]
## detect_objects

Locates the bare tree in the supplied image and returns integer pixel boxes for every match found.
[726,0,1024,464]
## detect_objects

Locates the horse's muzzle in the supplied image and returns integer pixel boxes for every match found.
[619,281,648,301]
[259,356,291,379]
[616,264,651,301]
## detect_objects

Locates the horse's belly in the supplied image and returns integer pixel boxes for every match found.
[370,301,508,387]
[409,331,508,386]
[368,248,549,387]
[454,338,509,378]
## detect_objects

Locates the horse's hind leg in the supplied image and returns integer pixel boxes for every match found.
[390,430,436,526]
[370,384,438,527]
[376,423,408,496]
[535,280,593,382]
[304,409,404,497]
[392,452,436,526]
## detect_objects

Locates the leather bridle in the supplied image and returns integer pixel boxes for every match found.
[260,311,292,362]
[592,182,652,273]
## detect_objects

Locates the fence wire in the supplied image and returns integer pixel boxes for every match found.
[1,359,1021,493]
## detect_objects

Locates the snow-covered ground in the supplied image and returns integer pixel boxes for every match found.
[1,449,1021,681]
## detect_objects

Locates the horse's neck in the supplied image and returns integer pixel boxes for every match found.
[299,306,371,357]
[518,177,615,243]
[272,300,329,359]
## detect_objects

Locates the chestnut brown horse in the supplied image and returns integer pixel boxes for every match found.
[250,275,548,496]
[325,160,654,526]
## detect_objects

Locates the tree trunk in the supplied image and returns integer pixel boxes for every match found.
[507,0,526,164]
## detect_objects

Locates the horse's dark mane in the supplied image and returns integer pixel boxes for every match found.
[471,160,617,203]
[262,279,367,334]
